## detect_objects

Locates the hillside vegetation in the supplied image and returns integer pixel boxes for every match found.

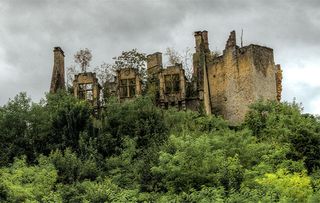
[0,92,320,202]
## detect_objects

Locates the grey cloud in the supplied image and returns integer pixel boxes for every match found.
[283,82,320,113]
[0,0,319,114]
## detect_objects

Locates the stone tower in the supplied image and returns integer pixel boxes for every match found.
[50,47,65,93]
[202,31,279,125]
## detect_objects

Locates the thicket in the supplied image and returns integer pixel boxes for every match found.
[0,91,320,202]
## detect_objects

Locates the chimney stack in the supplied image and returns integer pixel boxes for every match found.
[50,47,65,93]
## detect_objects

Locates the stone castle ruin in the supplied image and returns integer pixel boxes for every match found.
[50,30,283,125]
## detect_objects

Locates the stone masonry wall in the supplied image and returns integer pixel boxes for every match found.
[206,32,278,125]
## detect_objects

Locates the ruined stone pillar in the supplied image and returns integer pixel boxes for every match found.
[136,75,141,96]
[159,72,165,101]
[225,30,236,49]
[147,52,162,77]
[275,64,283,102]
[50,47,65,93]
[201,30,209,53]
[194,31,203,53]
[202,53,212,115]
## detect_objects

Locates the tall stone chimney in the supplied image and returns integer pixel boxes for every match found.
[201,30,209,52]
[194,30,210,53]
[147,52,163,77]
[50,47,65,93]
[194,31,203,53]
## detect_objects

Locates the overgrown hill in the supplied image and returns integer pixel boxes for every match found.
[0,92,320,202]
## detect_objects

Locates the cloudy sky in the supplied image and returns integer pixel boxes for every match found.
[0,0,319,114]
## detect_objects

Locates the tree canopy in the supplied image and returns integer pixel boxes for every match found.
[0,92,320,202]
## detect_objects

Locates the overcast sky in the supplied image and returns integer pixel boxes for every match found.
[0,0,319,114]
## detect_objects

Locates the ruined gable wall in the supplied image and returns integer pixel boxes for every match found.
[207,45,256,125]
[207,44,278,125]
[159,65,186,103]
[74,72,97,84]
[207,56,226,116]
[117,68,142,98]
[73,72,101,108]
[251,45,277,102]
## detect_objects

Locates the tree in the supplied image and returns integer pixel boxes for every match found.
[46,91,92,151]
[66,48,93,90]
[0,93,50,166]
[0,157,59,202]
[74,48,92,72]
[151,132,244,193]
[165,47,193,81]
[244,100,320,172]
[165,47,182,66]
[93,62,115,86]
[256,168,312,202]
[112,49,147,79]
[66,64,78,88]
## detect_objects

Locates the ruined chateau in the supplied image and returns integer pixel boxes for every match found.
[50,30,283,125]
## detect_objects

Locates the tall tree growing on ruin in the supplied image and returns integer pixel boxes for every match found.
[165,47,193,81]
[112,49,147,78]
[74,48,92,73]
[93,62,115,86]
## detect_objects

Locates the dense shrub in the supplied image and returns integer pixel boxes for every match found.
[1,93,320,202]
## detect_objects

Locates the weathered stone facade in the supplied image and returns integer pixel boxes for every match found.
[49,30,283,124]
[193,30,280,125]
[50,47,65,93]
[147,53,187,109]
[73,72,101,109]
[159,64,186,110]
[116,68,142,102]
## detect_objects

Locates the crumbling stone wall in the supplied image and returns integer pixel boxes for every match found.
[205,31,278,125]
[49,29,282,125]
[158,64,186,110]
[50,47,65,93]
[147,53,187,110]
[147,52,163,79]
[73,72,101,109]
[117,68,142,101]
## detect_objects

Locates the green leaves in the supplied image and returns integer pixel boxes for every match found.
[152,133,244,193]
[256,168,312,202]
[0,157,58,202]
[1,92,320,202]
[112,49,147,79]
[244,100,320,172]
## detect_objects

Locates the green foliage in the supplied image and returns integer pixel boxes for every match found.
[112,48,147,79]
[99,96,168,156]
[1,93,320,202]
[244,100,320,172]
[0,92,50,166]
[47,91,92,152]
[46,148,99,184]
[163,108,228,134]
[152,132,244,193]
[256,168,312,202]
[0,156,59,202]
